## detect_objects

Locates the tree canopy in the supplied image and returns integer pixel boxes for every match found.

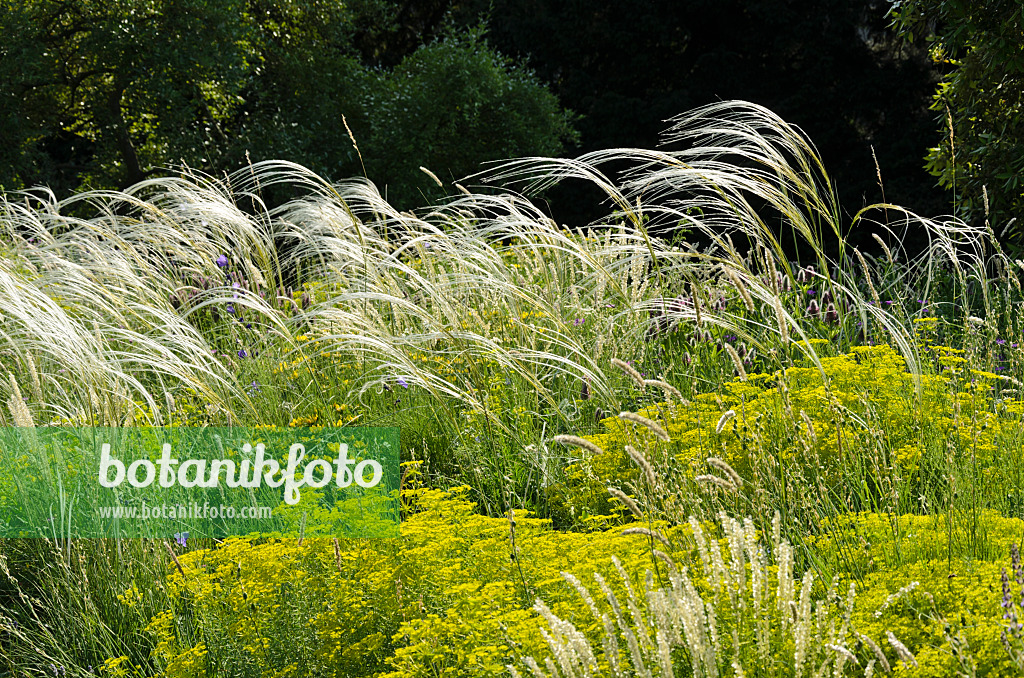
[0,0,576,207]
[892,0,1024,246]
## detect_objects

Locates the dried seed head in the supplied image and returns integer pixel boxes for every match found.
[695,474,737,492]
[625,444,658,487]
[642,379,685,403]
[6,375,34,428]
[691,283,702,326]
[799,410,817,443]
[773,296,790,343]
[707,457,743,488]
[24,353,42,403]
[854,248,882,307]
[621,527,672,549]
[871,233,893,263]
[419,166,444,187]
[724,343,747,381]
[856,633,890,674]
[607,486,644,519]
[825,644,859,666]
[619,411,671,442]
[552,434,605,457]
[716,410,736,434]
[724,266,755,312]
[611,358,646,389]
[886,631,918,669]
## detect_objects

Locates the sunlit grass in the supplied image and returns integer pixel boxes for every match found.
[3,101,1024,676]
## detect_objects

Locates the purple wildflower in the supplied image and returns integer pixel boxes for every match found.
[216,254,229,268]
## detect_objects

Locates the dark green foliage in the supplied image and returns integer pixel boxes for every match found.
[0,1,575,208]
[363,30,578,206]
[892,0,1024,246]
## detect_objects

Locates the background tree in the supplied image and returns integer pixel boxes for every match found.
[0,0,255,193]
[0,0,576,209]
[892,0,1024,247]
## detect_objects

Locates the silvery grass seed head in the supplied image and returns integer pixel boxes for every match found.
[608,486,644,519]
[695,474,737,493]
[625,444,658,487]
[611,358,646,390]
[724,343,747,381]
[619,411,671,442]
[716,410,736,434]
[552,434,605,457]
[707,457,743,488]
[886,631,918,669]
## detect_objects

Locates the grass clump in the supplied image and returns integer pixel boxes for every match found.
[3,100,1024,676]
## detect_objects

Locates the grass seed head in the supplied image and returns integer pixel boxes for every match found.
[619,411,671,442]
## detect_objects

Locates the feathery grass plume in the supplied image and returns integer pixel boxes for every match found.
[164,391,176,416]
[707,457,743,488]
[7,375,34,428]
[762,244,780,294]
[643,379,684,403]
[551,434,605,457]
[856,632,891,673]
[695,474,738,492]
[625,444,658,488]
[825,644,859,667]
[333,538,343,572]
[163,541,185,576]
[608,486,644,519]
[691,282,702,326]
[561,573,623,677]
[619,411,671,442]
[854,248,882,307]
[24,352,43,404]
[535,599,601,675]
[419,166,444,188]
[871,233,893,264]
[455,183,472,195]
[716,410,736,434]
[772,295,790,344]
[651,549,679,579]
[886,631,918,669]
[724,265,755,311]
[799,409,817,443]
[620,526,672,550]
[724,343,747,381]
[611,358,646,389]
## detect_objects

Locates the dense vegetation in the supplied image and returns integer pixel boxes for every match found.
[0,0,576,208]
[2,1,1024,676]
[892,0,1024,249]
[2,100,1024,676]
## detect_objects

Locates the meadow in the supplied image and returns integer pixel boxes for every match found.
[2,101,1024,677]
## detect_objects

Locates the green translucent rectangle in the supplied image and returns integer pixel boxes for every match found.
[0,427,399,538]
